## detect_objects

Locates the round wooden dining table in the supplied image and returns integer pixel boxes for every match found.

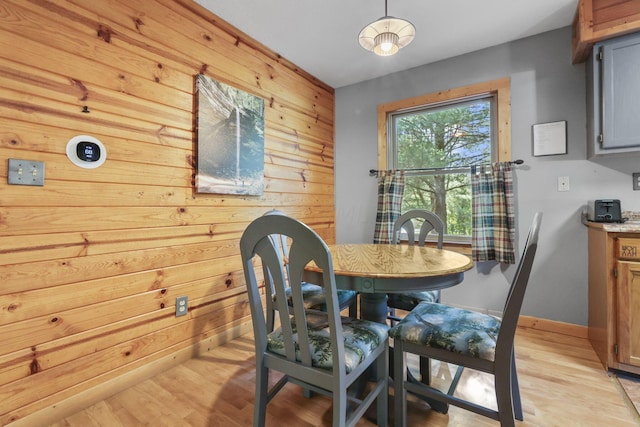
[305,243,474,324]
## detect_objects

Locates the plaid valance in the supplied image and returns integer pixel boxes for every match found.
[471,162,515,264]
[373,170,404,244]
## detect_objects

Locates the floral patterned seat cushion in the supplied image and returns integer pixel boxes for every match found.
[387,290,439,311]
[388,302,501,361]
[282,283,357,311]
[267,314,389,374]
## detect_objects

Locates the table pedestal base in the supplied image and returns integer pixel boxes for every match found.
[359,293,388,324]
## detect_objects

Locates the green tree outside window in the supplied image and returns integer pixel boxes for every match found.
[391,98,492,238]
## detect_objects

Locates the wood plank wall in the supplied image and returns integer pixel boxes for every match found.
[0,0,335,424]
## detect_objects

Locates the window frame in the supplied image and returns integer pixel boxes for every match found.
[377,77,512,246]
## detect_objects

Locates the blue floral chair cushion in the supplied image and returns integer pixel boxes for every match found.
[282,283,357,311]
[388,302,501,361]
[267,314,389,374]
[387,290,439,312]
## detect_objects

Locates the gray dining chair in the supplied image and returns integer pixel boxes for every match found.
[388,210,446,389]
[240,214,389,427]
[263,210,358,333]
[387,210,445,324]
[389,212,542,427]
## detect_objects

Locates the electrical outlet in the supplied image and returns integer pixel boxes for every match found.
[557,176,570,192]
[633,172,640,191]
[175,296,188,317]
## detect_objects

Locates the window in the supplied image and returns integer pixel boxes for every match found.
[378,78,511,243]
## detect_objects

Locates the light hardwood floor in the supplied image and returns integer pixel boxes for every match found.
[49,326,639,426]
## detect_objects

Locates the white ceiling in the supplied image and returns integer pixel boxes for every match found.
[195,0,578,89]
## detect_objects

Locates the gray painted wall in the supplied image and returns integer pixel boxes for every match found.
[334,26,640,326]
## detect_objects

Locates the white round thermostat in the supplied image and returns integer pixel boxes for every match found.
[66,135,106,169]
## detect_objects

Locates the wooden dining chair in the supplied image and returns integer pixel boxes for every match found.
[387,210,445,324]
[263,210,358,333]
[240,214,389,427]
[390,212,542,427]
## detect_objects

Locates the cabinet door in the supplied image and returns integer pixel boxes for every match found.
[601,33,640,149]
[617,261,640,367]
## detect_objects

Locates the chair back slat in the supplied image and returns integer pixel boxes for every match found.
[262,210,290,332]
[258,237,298,362]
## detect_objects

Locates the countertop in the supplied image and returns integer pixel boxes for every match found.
[583,211,640,232]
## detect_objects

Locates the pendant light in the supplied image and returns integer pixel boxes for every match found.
[358,0,415,56]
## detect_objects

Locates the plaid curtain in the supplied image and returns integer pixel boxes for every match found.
[471,162,515,264]
[373,170,404,244]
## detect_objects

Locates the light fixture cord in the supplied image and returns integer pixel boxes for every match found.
[384,0,388,16]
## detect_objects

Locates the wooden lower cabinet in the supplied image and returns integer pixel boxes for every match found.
[588,226,640,375]
[617,260,640,367]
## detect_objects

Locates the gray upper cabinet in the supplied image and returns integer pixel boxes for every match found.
[587,32,640,158]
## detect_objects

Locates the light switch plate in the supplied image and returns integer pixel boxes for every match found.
[7,159,45,186]
[633,172,640,191]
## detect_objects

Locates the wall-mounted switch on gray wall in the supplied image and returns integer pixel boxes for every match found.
[633,173,640,191]
[7,159,45,186]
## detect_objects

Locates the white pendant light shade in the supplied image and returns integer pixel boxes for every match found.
[373,31,400,56]
[358,2,415,57]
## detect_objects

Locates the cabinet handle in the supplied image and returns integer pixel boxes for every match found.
[598,46,605,146]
